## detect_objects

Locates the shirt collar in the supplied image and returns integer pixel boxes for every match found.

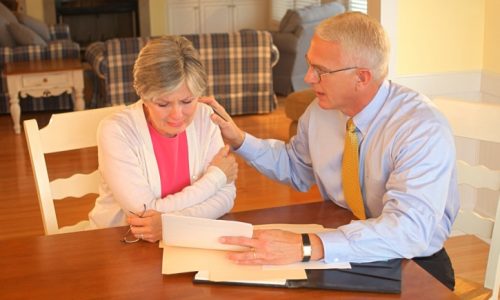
[351,80,390,137]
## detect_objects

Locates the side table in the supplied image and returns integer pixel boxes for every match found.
[4,59,85,134]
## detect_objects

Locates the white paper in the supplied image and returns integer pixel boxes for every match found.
[194,270,288,286]
[162,245,307,281]
[162,214,253,251]
[161,221,348,284]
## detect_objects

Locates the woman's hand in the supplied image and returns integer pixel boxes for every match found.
[199,97,246,149]
[127,210,162,243]
[210,145,238,183]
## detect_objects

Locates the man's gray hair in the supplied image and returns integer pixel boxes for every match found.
[316,12,390,81]
[133,35,207,100]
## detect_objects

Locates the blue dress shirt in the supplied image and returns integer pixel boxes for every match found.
[235,80,459,263]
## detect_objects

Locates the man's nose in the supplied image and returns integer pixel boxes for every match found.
[304,67,318,85]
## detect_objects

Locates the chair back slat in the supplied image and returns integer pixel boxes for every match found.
[40,106,124,154]
[50,170,100,200]
[434,98,500,143]
[457,160,500,192]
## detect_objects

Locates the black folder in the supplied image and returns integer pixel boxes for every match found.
[286,258,402,293]
[193,258,402,294]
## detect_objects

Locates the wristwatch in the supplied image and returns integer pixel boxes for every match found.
[301,233,312,262]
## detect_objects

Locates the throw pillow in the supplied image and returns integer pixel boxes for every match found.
[15,12,50,42]
[7,22,47,46]
[0,2,17,24]
[279,10,300,33]
[0,17,16,47]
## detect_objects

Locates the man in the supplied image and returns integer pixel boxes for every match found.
[201,12,458,290]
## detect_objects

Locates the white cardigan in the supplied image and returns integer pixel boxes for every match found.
[88,100,236,228]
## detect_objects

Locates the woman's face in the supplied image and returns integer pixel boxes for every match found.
[143,83,198,137]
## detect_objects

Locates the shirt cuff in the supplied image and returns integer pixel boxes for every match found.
[234,133,260,161]
[316,229,353,263]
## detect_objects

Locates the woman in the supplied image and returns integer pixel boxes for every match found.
[87,35,238,243]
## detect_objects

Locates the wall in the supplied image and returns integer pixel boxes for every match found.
[396,0,484,75]
[24,0,44,21]
[483,0,500,73]
[149,0,168,36]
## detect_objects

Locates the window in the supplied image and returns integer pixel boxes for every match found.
[271,0,320,24]
[348,0,367,13]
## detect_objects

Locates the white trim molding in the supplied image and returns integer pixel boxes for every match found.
[392,71,483,100]
[481,70,500,103]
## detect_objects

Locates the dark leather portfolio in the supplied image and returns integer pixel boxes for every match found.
[286,258,402,293]
[193,259,402,294]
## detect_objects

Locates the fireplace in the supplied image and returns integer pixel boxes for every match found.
[55,0,140,49]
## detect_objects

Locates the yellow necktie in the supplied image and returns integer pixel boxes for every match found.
[342,119,366,220]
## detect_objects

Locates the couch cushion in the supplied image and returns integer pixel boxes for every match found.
[0,17,16,47]
[279,9,301,33]
[15,12,50,42]
[7,22,47,46]
[0,2,17,24]
[298,2,345,24]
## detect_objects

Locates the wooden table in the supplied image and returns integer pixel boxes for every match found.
[4,59,84,134]
[0,202,458,299]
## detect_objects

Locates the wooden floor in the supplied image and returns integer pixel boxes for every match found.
[0,98,493,298]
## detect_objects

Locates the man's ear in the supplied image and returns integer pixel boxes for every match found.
[356,68,372,87]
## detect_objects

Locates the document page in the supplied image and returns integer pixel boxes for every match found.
[162,245,307,282]
[162,214,253,251]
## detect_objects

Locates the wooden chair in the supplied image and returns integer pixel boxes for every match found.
[435,98,500,300]
[24,106,124,235]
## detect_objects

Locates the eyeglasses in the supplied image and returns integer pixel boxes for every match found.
[305,55,357,83]
[121,204,147,244]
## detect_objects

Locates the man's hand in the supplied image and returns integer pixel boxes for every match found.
[199,97,246,149]
[210,145,238,183]
[127,210,162,243]
[219,229,304,265]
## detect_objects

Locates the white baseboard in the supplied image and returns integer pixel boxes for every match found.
[391,70,500,103]
[391,71,482,99]
[481,70,500,102]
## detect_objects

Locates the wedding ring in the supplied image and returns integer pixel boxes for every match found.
[140,234,144,240]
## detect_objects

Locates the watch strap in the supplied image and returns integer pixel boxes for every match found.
[301,233,311,262]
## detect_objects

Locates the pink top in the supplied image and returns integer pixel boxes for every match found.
[147,123,191,198]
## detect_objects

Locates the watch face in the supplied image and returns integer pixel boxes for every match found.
[304,245,312,256]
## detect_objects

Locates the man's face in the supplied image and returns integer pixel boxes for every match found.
[304,35,359,114]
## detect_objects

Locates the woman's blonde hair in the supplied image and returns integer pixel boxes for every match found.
[316,12,390,81]
[133,35,207,100]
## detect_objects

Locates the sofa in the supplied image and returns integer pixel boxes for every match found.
[271,2,345,95]
[85,30,278,116]
[0,3,81,114]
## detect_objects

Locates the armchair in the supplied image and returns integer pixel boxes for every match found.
[0,23,81,114]
[271,2,345,95]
